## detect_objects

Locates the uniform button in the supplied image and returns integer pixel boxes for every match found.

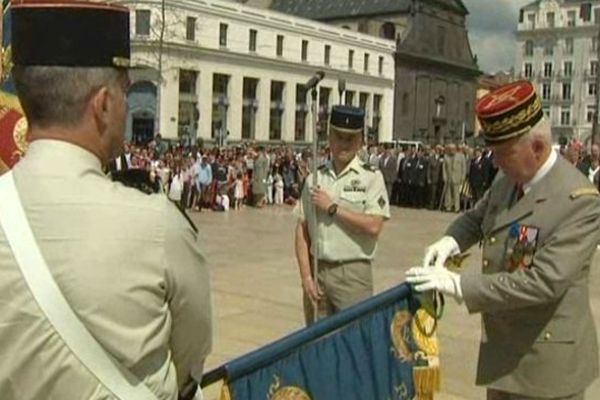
[544,332,552,341]
[489,237,497,244]
[510,282,516,289]
[483,259,489,267]
[489,284,495,290]
[498,276,505,283]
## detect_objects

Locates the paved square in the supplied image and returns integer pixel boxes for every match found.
[194,206,600,400]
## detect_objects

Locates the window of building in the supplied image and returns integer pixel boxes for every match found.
[544,42,554,56]
[589,82,597,96]
[270,81,285,140]
[317,87,331,137]
[546,12,555,28]
[524,63,533,78]
[249,29,257,52]
[543,107,550,119]
[219,23,228,47]
[359,92,369,113]
[345,91,355,106]
[542,83,551,100]
[587,105,596,123]
[561,108,571,125]
[567,10,577,26]
[592,61,598,76]
[212,74,230,139]
[563,83,572,100]
[348,50,354,69]
[364,53,370,73]
[527,13,536,29]
[276,35,284,57]
[564,61,573,77]
[241,78,259,139]
[358,20,369,33]
[324,44,331,65]
[179,70,197,94]
[544,62,553,77]
[186,17,196,41]
[295,84,308,141]
[525,40,534,57]
[581,3,592,22]
[135,10,151,36]
[519,10,524,23]
[595,7,600,23]
[593,36,598,52]
[565,37,574,55]
[437,26,446,55]
[301,40,308,62]
[378,56,384,75]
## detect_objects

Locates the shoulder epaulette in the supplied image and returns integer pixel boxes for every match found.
[569,187,600,200]
[110,169,160,195]
[317,164,327,171]
[361,163,376,172]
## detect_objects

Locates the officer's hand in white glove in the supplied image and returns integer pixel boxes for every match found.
[405,265,463,301]
[423,235,460,268]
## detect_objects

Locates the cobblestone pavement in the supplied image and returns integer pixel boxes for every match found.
[191,206,600,400]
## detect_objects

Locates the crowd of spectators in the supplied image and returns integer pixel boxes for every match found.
[107,135,600,214]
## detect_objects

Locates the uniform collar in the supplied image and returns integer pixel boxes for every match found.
[325,155,362,178]
[523,149,557,194]
[21,139,103,175]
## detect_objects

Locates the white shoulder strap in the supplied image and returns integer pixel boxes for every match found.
[0,172,158,400]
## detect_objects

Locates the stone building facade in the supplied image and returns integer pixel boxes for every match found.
[115,0,395,144]
[267,0,481,144]
[515,0,600,143]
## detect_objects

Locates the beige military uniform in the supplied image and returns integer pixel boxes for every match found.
[0,140,212,400]
[447,157,599,398]
[294,156,390,321]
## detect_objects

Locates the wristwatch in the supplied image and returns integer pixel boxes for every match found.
[327,203,338,217]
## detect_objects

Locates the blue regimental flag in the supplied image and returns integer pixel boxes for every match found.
[0,0,28,174]
[202,283,441,400]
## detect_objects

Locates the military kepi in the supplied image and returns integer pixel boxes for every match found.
[11,0,130,68]
[330,105,365,134]
[476,80,543,144]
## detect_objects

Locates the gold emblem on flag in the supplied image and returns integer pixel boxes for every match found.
[268,375,311,400]
[390,310,412,361]
[12,115,29,158]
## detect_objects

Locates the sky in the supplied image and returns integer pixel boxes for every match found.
[463,0,533,73]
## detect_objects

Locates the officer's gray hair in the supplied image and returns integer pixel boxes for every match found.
[12,66,123,128]
[520,117,552,146]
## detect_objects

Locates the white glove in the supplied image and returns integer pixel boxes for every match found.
[405,265,463,301]
[423,235,460,269]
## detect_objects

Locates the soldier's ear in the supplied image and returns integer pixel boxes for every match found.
[91,86,110,133]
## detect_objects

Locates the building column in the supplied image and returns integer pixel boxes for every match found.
[159,67,180,140]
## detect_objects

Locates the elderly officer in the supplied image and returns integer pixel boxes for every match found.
[0,2,211,399]
[406,81,600,400]
[294,105,390,325]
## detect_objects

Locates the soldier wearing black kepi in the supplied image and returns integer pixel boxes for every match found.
[0,1,211,399]
[294,105,390,325]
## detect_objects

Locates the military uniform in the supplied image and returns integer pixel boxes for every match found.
[294,106,390,324]
[446,81,599,398]
[0,3,211,399]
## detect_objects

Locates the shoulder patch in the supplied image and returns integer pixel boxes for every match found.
[569,187,600,200]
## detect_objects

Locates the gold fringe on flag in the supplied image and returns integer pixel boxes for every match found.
[412,364,440,400]
[219,382,232,400]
